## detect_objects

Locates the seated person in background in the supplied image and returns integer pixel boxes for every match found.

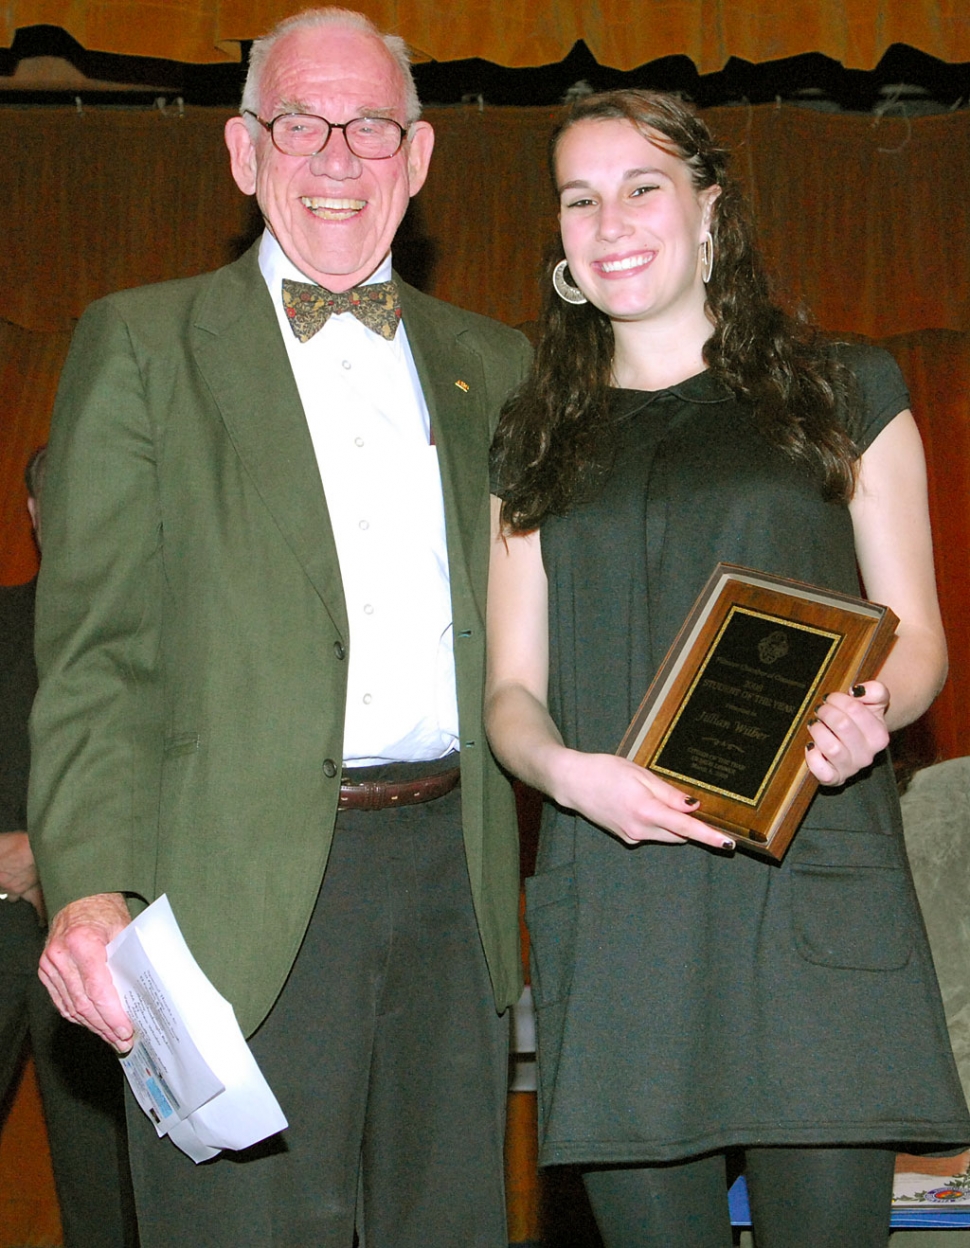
[0,447,136,1248]
[898,754,970,1108]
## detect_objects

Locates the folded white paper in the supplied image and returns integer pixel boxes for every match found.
[107,895,288,1163]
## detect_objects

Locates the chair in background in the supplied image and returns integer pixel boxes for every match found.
[890,755,970,1246]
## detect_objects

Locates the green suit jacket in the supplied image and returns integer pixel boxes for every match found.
[29,242,530,1036]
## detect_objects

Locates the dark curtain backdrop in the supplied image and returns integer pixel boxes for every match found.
[2,103,968,759]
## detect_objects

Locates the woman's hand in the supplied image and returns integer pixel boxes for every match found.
[485,501,732,852]
[804,681,890,787]
[552,750,735,851]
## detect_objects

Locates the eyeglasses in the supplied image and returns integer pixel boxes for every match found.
[243,111,409,160]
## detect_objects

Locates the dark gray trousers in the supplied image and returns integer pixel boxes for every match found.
[127,783,510,1248]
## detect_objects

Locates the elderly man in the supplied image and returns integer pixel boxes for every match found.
[29,9,529,1246]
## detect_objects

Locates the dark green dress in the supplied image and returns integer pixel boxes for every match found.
[528,345,970,1167]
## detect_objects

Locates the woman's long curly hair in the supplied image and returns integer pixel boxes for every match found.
[493,90,858,534]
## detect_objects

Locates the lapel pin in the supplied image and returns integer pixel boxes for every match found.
[454,379,470,393]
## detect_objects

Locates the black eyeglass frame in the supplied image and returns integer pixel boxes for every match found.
[242,110,410,160]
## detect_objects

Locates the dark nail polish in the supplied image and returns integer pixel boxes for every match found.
[807,718,818,728]
[806,741,815,751]
[722,839,735,851]
[685,796,700,807]
[852,684,866,697]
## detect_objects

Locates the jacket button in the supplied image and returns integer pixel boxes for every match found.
[322,759,338,778]
[334,642,346,660]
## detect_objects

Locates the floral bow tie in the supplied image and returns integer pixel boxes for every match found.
[281,277,402,342]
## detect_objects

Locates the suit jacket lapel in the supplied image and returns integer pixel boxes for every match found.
[399,281,492,596]
[190,246,349,640]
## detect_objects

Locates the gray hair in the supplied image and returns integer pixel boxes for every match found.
[240,7,421,141]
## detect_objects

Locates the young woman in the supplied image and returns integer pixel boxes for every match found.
[486,90,968,1248]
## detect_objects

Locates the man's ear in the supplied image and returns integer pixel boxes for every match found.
[225,116,259,196]
[405,121,435,198]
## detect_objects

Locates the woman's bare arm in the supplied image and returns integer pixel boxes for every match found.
[484,497,734,850]
[806,410,945,786]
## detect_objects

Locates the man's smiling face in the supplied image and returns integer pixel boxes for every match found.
[225,24,434,291]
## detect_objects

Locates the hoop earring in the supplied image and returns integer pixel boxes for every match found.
[700,233,714,285]
[552,259,587,305]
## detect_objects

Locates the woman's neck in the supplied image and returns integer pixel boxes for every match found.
[610,309,713,392]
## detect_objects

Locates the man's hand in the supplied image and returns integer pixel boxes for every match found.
[0,831,46,919]
[39,893,134,1051]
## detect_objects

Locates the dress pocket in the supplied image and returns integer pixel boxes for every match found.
[525,864,579,1009]
[789,828,912,970]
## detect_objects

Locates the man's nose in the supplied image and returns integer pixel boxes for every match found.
[308,127,361,178]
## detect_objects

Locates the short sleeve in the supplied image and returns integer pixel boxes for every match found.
[832,342,911,453]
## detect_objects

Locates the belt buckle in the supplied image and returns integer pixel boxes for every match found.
[340,778,389,811]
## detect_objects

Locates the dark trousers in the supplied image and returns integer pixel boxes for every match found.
[128,783,510,1248]
[583,1145,897,1247]
[0,898,137,1248]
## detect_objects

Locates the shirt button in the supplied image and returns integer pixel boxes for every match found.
[363,694,373,705]
[333,642,346,660]
[342,360,351,370]
[363,604,374,615]
[359,520,369,531]
[354,437,364,447]
[322,758,338,778]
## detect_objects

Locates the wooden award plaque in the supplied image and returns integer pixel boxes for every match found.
[618,564,898,861]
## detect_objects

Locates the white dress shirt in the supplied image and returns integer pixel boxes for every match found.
[259,231,459,765]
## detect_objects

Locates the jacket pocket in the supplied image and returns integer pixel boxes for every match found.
[163,731,200,757]
[790,828,912,970]
[525,864,578,1009]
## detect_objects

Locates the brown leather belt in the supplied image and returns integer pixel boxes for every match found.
[338,766,461,812]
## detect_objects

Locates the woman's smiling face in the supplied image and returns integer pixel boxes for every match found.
[556,117,718,327]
